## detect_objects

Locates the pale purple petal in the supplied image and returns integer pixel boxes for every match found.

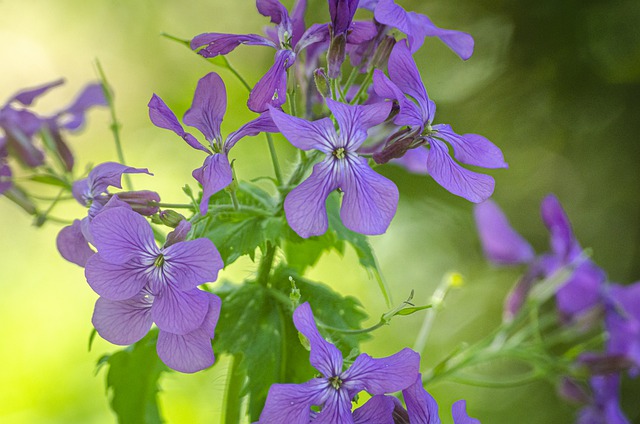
[84,254,149,300]
[372,69,425,128]
[293,302,344,377]
[329,0,359,35]
[57,83,107,131]
[164,220,191,248]
[295,23,330,53]
[89,206,158,264]
[433,124,507,169]
[427,138,495,203]
[269,106,336,152]
[226,112,279,151]
[162,238,224,291]
[556,260,605,317]
[9,79,64,106]
[259,380,327,423]
[326,99,391,150]
[347,21,378,45]
[393,146,429,174]
[152,287,209,335]
[473,200,534,265]
[290,0,307,47]
[192,153,233,215]
[387,41,432,122]
[92,293,153,345]
[313,389,354,424]
[148,94,209,153]
[248,49,296,113]
[402,375,441,424]
[190,33,276,56]
[339,156,398,235]
[452,400,481,424]
[359,0,377,11]
[56,219,95,267]
[342,348,420,395]
[86,161,152,198]
[284,160,339,238]
[352,395,395,424]
[413,13,474,60]
[541,194,579,260]
[183,72,227,142]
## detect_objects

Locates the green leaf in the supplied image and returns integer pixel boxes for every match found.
[394,304,433,316]
[283,226,344,273]
[99,331,167,424]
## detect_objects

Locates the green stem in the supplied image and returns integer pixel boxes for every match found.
[318,320,386,335]
[149,202,194,209]
[265,133,283,185]
[349,67,374,105]
[95,60,132,190]
[221,355,245,424]
[341,67,359,96]
[222,56,252,92]
[257,242,277,286]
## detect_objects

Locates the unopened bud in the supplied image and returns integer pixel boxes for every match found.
[370,36,396,70]
[158,210,186,228]
[114,190,161,216]
[577,353,634,375]
[557,377,590,405]
[313,68,331,98]
[327,33,347,79]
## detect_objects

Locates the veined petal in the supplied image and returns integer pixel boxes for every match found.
[87,161,152,197]
[162,238,224,291]
[347,21,378,45]
[339,156,398,236]
[148,94,209,153]
[9,78,64,106]
[259,380,327,424]
[313,389,354,424]
[293,302,344,377]
[226,112,278,151]
[540,194,579,260]
[342,348,420,395]
[427,138,494,203]
[248,49,296,113]
[89,207,158,264]
[183,72,227,143]
[329,0,359,36]
[473,200,534,265]
[57,83,107,131]
[56,219,95,267]
[84,254,149,300]
[190,33,276,56]
[452,400,481,424]
[192,153,233,215]
[372,70,425,129]
[92,293,153,345]
[403,375,441,424]
[257,0,289,24]
[353,395,395,424]
[269,106,336,152]
[326,99,391,150]
[295,23,330,53]
[290,0,308,47]
[387,42,432,122]
[393,146,429,174]
[433,124,507,169]
[164,220,192,248]
[152,287,209,335]
[284,159,338,238]
[412,13,474,60]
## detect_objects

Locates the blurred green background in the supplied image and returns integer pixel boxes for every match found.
[1,0,639,423]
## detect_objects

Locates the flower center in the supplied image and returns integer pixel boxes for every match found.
[332,147,346,160]
[328,376,342,390]
[153,254,165,268]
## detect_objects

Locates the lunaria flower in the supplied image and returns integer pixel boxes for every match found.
[257,302,420,423]
[269,99,398,238]
[603,282,640,376]
[373,41,507,203]
[148,72,277,215]
[577,375,630,424]
[86,206,224,373]
[474,195,605,321]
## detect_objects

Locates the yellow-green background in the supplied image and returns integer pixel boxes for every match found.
[1,0,639,423]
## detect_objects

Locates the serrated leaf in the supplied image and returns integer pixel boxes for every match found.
[100,331,166,424]
[283,226,345,273]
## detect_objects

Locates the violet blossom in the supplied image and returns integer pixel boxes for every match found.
[257,302,420,423]
[148,72,277,215]
[604,282,640,376]
[577,375,630,424]
[373,41,507,203]
[269,99,398,238]
[86,206,224,373]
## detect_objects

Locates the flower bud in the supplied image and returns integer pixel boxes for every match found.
[557,377,590,405]
[313,68,331,99]
[577,353,634,375]
[158,210,186,228]
[113,190,161,216]
[370,36,396,70]
[327,33,347,79]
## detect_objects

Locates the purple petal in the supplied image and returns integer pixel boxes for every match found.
[57,83,107,131]
[427,137,495,203]
[226,112,279,151]
[269,106,336,152]
[353,395,395,424]
[86,161,152,198]
[503,265,543,321]
[56,219,95,267]
[259,380,327,423]
[183,72,227,143]
[0,160,11,194]
[92,292,153,345]
[387,41,433,122]
[540,194,579,260]
[313,389,354,424]
[326,99,391,150]
[433,124,507,169]
[372,70,425,129]
[339,156,398,235]
[452,400,481,424]
[295,23,330,53]
[293,302,344,377]
[114,190,161,216]
[44,124,74,171]
[342,348,420,395]
[413,13,474,60]
[284,160,339,238]
[156,292,221,373]
[329,0,359,35]
[190,33,276,56]
[84,254,149,300]
[358,0,378,11]
[347,21,378,45]
[290,0,308,47]
[3,111,45,167]
[402,375,441,424]
[164,220,192,247]
[248,49,296,113]
[148,94,209,153]
[556,260,605,318]
[192,153,233,215]
[9,79,64,106]
[162,238,224,291]
[392,146,429,174]
[89,206,158,264]
[152,287,209,335]
[256,0,289,24]
[473,200,534,265]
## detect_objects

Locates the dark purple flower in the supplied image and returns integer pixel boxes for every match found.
[577,375,630,424]
[604,282,640,376]
[329,0,359,36]
[269,99,398,238]
[373,42,507,203]
[148,72,277,215]
[258,302,420,423]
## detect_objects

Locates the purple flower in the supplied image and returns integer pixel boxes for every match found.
[373,41,507,203]
[148,72,277,215]
[577,375,630,424]
[329,0,359,36]
[269,99,398,238]
[258,302,420,423]
[604,282,640,376]
[474,195,605,320]
[85,207,224,372]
